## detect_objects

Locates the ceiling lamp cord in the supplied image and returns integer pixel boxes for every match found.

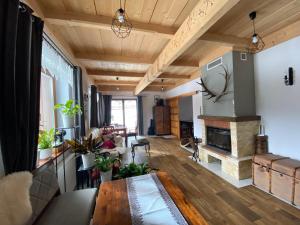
[111,0,132,38]
[248,11,265,52]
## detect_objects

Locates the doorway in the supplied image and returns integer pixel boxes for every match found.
[111,99,137,132]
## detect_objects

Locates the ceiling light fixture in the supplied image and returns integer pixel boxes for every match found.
[111,0,132,39]
[161,79,164,92]
[248,11,265,52]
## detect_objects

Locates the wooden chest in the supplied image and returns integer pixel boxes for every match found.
[271,158,300,203]
[252,154,286,192]
[294,169,300,206]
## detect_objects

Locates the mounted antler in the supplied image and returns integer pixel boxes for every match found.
[197,65,231,103]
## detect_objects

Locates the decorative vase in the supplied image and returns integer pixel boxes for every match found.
[100,169,112,182]
[39,148,52,160]
[62,115,75,128]
[81,153,95,168]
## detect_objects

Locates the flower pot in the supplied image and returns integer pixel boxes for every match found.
[81,153,95,169]
[39,148,52,160]
[62,115,75,128]
[100,169,112,182]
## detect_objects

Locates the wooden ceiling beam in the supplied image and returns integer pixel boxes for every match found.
[75,53,199,68]
[87,69,190,79]
[97,85,167,92]
[87,69,144,77]
[134,0,240,95]
[200,33,250,47]
[44,11,176,39]
[94,80,175,86]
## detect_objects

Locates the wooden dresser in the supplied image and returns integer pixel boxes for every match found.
[153,106,170,135]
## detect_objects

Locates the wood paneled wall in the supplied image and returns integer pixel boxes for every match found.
[167,97,180,139]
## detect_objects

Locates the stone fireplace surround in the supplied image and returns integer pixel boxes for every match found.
[198,115,260,180]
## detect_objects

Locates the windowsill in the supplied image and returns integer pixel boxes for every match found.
[36,145,70,168]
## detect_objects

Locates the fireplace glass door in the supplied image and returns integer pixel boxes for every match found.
[206,126,231,152]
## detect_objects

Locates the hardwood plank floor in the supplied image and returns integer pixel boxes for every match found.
[127,137,300,225]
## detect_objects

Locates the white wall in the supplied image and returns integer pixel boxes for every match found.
[254,36,300,160]
[165,78,202,138]
[193,92,202,138]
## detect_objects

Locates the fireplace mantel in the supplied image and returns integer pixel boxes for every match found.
[197,115,261,122]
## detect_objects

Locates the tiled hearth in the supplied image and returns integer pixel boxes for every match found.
[198,115,260,180]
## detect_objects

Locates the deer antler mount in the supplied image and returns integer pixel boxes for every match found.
[197,66,231,103]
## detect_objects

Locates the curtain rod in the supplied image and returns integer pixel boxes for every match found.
[43,33,74,67]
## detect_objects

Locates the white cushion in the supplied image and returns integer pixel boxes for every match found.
[0,171,33,225]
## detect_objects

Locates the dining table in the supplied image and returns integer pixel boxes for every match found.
[92,172,208,225]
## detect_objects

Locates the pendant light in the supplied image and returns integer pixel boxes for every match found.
[248,11,265,52]
[161,79,164,92]
[111,0,132,38]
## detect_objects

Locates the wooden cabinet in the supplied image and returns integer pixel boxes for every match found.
[153,106,170,135]
[166,97,180,138]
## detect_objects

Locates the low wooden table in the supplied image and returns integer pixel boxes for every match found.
[92,172,207,225]
[131,139,150,162]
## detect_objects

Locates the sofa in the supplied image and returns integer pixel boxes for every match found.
[87,127,124,147]
[29,160,97,225]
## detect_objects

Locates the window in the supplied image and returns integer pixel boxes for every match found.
[111,99,137,132]
[39,72,55,130]
[39,37,74,130]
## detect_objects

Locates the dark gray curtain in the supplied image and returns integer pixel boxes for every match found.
[97,92,105,127]
[137,96,144,135]
[73,67,85,137]
[103,95,112,126]
[90,85,98,128]
[0,0,44,174]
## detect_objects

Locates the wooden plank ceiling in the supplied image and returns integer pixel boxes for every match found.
[37,0,300,93]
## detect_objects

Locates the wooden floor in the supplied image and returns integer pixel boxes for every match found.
[128,137,300,225]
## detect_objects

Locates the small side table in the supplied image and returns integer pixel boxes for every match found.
[131,139,150,162]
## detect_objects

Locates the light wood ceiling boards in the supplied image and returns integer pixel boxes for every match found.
[35,0,300,94]
[134,0,241,94]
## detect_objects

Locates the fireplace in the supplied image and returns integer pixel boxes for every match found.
[206,126,231,153]
[198,115,261,180]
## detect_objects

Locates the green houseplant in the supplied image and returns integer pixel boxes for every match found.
[114,162,153,179]
[38,129,55,160]
[66,137,96,168]
[95,156,115,182]
[54,100,82,128]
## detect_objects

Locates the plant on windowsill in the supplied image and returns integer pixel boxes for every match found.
[114,162,156,179]
[66,136,96,168]
[38,129,55,160]
[95,155,118,182]
[54,100,82,128]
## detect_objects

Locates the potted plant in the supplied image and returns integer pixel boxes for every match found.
[114,162,154,179]
[38,129,55,160]
[54,100,82,128]
[95,156,115,182]
[66,138,95,168]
